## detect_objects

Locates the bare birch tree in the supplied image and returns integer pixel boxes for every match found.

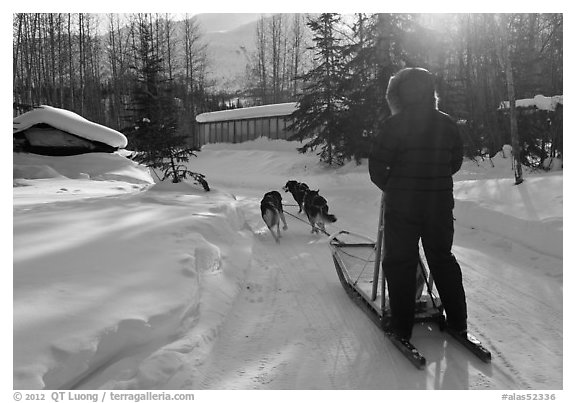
[496,14,523,184]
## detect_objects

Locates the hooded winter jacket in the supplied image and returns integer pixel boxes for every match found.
[368,107,463,193]
[369,67,463,196]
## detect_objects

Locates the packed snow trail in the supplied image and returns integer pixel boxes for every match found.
[158,190,546,389]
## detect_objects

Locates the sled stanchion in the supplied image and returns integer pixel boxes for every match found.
[372,193,386,302]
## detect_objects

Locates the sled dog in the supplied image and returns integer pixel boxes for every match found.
[283,180,310,213]
[260,191,288,243]
[303,189,337,234]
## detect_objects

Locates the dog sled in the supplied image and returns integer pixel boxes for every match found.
[329,229,445,328]
[328,193,491,368]
[328,194,444,332]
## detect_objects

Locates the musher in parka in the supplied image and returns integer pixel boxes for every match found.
[368,67,467,341]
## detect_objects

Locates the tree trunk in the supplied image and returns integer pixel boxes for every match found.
[498,15,523,185]
[290,14,303,97]
[67,14,74,110]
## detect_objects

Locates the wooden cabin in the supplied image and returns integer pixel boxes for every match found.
[195,102,298,146]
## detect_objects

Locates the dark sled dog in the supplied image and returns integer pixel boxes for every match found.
[303,189,337,234]
[260,191,288,243]
[283,180,310,213]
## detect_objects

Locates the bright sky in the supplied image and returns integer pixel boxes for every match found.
[9,0,565,13]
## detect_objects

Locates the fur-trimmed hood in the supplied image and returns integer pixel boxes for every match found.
[386,68,438,115]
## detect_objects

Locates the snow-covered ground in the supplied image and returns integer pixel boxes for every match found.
[12,137,563,394]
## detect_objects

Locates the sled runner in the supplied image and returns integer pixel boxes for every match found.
[329,193,491,369]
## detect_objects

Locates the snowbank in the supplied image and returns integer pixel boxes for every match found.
[13,182,252,389]
[451,152,563,258]
[13,152,154,184]
[13,152,155,206]
[454,176,562,258]
[13,105,128,148]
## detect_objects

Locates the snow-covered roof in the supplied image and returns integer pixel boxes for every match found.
[499,95,563,111]
[13,105,128,148]
[196,102,298,123]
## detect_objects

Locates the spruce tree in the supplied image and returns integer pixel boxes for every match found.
[289,13,411,165]
[125,15,209,190]
[288,13,347,166]
[339,14,412,163]
[339,13,380,163]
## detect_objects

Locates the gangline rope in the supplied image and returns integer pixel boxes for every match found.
[281,203,377,285]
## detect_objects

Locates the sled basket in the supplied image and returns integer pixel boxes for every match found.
[329,230,444,329]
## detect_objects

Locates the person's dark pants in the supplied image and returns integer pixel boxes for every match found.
[382,191,467,340]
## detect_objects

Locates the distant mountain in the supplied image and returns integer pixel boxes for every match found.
[198,15,264,92]
[194,13,265,33]
[194,13,316,93]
